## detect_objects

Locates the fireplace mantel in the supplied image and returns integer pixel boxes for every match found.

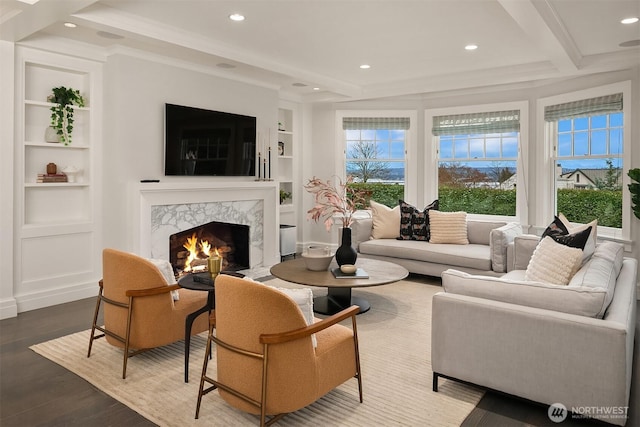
[133,181,280,268]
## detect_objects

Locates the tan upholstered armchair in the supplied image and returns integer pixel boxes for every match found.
[195,274,363,426]
[87,248,209,378]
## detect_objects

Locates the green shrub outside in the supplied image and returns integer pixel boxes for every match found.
[557,189,621,228]
[348,183,622,228]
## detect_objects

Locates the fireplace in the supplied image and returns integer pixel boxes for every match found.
[169,221,250,276]
[135,181,280,269]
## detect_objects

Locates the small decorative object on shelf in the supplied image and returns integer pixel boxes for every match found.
[37,173,67,183]
[279,189,292,204]
[278,141,285,156]
[46,162,57,174]
[47,86,85,146]
[278,121,285,131]
[61,165,80,183]
[44,126,60,143]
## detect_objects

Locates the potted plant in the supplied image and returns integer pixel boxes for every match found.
[304,175,367,266]
[279,189,292,204]
[47,86,85,145]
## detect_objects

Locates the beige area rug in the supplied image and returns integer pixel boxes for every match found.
[30,277,484,426]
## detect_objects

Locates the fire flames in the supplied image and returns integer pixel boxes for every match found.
[182,233,219,273]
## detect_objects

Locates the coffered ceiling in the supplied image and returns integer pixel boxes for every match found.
[2,0,639,102]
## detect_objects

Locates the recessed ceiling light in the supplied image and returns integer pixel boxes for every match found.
[16,0,40,4]
[465,44,478,51]
[621,17,639,24]
[229,13,245,21]
[64,22,77,28]
[313,87,320,91]
[359,64,371,69]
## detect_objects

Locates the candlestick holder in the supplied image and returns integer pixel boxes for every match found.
[207,256,222,280]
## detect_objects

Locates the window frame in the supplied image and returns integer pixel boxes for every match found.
[536,81,631,243]
[425,101,529,224]
[335,110,417,203]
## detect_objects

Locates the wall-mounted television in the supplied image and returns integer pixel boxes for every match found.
[164,103,256,176]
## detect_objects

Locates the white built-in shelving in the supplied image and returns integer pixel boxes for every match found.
[14,47,103,312]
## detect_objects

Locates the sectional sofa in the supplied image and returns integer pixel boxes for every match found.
[432,238,637,426]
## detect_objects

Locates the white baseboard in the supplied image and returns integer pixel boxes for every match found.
[0,297,18,319]
[15,281,98,314]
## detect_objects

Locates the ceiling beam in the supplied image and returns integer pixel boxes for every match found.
[498,0,581,73]
[0,0,98,42]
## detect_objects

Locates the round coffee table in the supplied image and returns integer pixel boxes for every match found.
[270,257,408,315]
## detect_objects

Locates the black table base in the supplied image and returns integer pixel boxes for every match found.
[313,287,370,315]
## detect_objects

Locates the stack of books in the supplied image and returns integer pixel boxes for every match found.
[37,173,68,183]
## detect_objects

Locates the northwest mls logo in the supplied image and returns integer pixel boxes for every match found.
[548,403,568,423]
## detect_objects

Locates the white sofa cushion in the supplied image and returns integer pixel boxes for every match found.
[568,241,624,318]
[442,268,610,318]
[490,222,522,273]
[428,211,469,244]
[369,200,400,239]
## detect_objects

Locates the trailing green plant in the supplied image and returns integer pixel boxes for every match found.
[47,86,85,145]
[279,189,292,204]
[627,168,640,220]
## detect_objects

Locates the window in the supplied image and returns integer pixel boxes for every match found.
[433,110,521,216]
[342,117,409,207]
[546,93,624,229]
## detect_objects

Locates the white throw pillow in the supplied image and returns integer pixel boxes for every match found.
[246,277,317,347]
[369,200,400,239]
[558,213,597,262]
[525,236,582,285]
[428,210,469,244]
[147,258,180,301]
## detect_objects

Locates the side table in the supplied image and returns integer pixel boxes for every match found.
[178,272,215,383]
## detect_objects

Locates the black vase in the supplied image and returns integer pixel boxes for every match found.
[335,227,358,266]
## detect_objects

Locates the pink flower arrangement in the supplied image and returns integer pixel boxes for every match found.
[304,176,364,232]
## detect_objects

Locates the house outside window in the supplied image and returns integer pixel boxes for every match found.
[431,108,523,217]
[342,116,409,207]
[546,93,624,229]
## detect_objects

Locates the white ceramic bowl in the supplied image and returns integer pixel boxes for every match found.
[340,264,357,274]
[301,252,334,271]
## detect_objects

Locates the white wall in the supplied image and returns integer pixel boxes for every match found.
[0,41,17,319]
[304,68,640,263]
[101,54,279,254]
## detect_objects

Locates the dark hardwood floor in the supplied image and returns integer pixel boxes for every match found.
[1,291,638,426]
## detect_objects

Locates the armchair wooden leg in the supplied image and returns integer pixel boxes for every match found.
[87,284,103,358]
[433,372,439,392]
[195,318,216,419]
[352,315,363,403]
[122,297,134,379]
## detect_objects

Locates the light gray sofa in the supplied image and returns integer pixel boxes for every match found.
[432,238,637,426]
[351,214,522,277]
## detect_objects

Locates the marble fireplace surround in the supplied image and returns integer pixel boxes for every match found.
[133,181,280,268]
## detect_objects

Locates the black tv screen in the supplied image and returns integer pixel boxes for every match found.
[164,104,256,176]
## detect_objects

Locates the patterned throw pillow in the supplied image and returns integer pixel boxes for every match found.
[398,199,439,241]
[540,216,592,250]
